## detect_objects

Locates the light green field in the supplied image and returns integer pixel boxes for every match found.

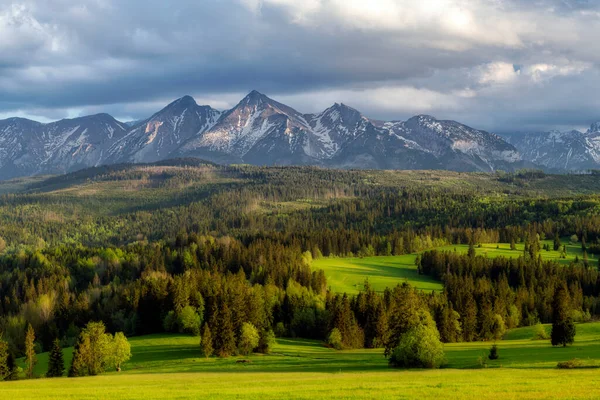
[312,255,444,294]
[6,322,600,399]
[313,240,598,294]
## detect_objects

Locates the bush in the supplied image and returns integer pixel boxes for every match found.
[274,322,287,338]
[178,306,202,336]
[256,330,276,354]
[532,323,549,340]
[557,358,584,369]
[488,344,499,360]
[327,328,343,350]
[238,323,260,356]
[389,324,445,369]
[164,307,202,336]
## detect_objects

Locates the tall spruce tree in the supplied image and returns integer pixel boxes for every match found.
[0,337,9,381]
[25,323,37,378]
[551,285,576,347]
[215,300,236,357]
[47,339,65,378]
[201,324,214,358]
[553,235,561,251]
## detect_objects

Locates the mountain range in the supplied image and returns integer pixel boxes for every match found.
[1,90,599,180]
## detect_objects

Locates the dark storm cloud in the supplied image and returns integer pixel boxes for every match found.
[2,0,600,132]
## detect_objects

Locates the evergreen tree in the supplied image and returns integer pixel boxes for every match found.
[47,339,65,378]
[201,324,214,358]
[214,300,236,357]
[461,293,478,342]
[467,243,476,258]
[5,353,17,381]
[551,285,576,347]
[553,235,561,251]
[25,323,37,379]
[69,334,89,377]
[0,337,8,380]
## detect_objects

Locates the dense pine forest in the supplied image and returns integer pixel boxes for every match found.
[1,160,600,367]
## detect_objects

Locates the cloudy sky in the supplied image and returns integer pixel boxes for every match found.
[2,0,600,133]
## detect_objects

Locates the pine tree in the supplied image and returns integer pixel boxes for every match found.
[68,334,88,377]
[47,339,65,378]
[551,285,576,347]
[201,324,213,358]
[25,323,37,379]
[467,243,476,258]
[5,353,17,381]
[0,337,9,380]
[553,235,561,251]
[214,300,236,357]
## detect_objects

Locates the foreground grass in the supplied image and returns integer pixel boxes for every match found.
[11,323,600,399]
[314,240,597,294]
[5,369,600,400]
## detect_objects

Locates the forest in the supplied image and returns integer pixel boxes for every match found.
[0,161,599,376]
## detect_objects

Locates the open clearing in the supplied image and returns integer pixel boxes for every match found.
[6,323,600,399]
[313,240,598,294]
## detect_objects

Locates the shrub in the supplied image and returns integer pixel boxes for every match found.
[389,324,445,369]
[164,307,202,336]
[488,344,499,360]
[327,328,343,350]
[532,323,549,340]
[274,322,287,338]
[238,323,259,356]
[178,306,202,336]
[256,330,276,354]
[557,359,584,369]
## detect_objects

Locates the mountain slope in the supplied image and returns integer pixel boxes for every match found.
[504,126,600,171]
[0,114,128,179]
[177,91,315,164]
[0,91,530,179]
[107,96,221,164]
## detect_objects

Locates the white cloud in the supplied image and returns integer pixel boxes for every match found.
[477,62,519,85]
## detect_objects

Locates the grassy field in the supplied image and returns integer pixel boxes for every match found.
[312,255,444,294]
[7,322,600,399]
[313,240,598,294]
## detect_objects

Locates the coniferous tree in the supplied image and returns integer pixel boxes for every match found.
[553,235,561,251]
[5,353,17,381]
[47,339,65,377]
[0,337,9,380]
[69,334,88,377]
[461,293,478,342]
[467,243,476,258]
[551,285,576,347]
[25,323,37,379]
[215,300,236,357]
[201,324,213,358]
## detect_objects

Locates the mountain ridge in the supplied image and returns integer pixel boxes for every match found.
[3,90,594,180]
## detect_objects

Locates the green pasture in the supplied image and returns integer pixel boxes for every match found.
[8,322,600,399]
[313,240,598,294]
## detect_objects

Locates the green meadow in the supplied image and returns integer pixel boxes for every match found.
[312,255,444,294]
[6,322,600,399]
[313,240,598,294]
